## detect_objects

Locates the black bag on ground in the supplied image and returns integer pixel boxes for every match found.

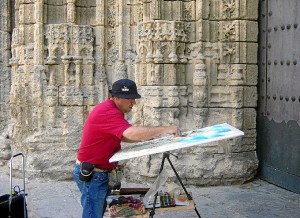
[79,162,95,182]
[1,153,28,218]
[0,190,27,218]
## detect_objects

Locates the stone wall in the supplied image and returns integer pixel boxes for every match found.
[0,0,12,166]
[0,0,258,186]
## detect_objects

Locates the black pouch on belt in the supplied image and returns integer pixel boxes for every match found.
[79,162,94,182]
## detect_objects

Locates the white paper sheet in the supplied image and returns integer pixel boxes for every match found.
[109,123,244,162]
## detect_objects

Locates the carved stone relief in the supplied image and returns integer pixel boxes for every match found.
[0,0,259,186]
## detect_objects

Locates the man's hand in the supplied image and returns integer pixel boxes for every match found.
[165,125,181,136]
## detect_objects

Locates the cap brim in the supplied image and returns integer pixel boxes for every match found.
[111,93,141,99]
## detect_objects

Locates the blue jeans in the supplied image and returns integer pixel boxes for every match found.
[73,164,109,218]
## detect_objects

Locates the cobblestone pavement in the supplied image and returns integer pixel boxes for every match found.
[1,173,299,218]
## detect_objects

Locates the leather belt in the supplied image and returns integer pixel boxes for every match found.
[76,159,109,173]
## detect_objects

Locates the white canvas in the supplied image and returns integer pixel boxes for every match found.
[109,123,244,162]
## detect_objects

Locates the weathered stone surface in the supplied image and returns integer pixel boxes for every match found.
[123,148,258,186]
[0,0,259,186]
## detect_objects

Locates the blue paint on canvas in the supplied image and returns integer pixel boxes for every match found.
[178,124,233,143]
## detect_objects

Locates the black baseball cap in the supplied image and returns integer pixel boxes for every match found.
[109,79,141,99]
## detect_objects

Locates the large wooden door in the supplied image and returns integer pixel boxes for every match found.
[257,0,300,193]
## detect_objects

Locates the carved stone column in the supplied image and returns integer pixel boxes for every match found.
[150,0,161,20]
[95,0,108,100]
[74,58,83,88]
[193,54,208,106]
[114,1,128,81]
[67,0,76,23]
[34,0,44,66]
[62,58,70,85]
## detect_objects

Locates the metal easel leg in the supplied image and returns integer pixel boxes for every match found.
[165,152,201,218]
[148,152,167,218]
[149,152,202,218]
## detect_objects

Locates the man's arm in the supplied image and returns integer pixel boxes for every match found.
[122,125,181,142]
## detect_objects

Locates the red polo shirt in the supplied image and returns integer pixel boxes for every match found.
[77,98,131,170]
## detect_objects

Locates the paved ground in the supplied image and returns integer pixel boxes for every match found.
[0,173,299,218]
